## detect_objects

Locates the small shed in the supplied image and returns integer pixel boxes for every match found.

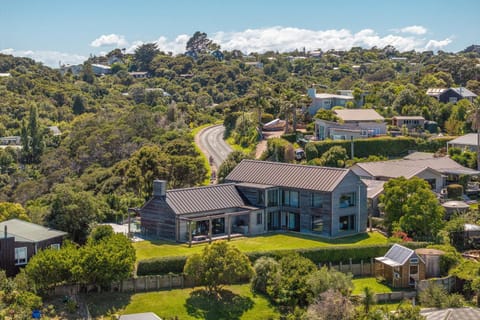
[415,248,445,278]
[375,244,426,288]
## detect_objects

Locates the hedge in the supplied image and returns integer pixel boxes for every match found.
[309,136,453,160]
[136,242,429,275]
[137,255,188,276]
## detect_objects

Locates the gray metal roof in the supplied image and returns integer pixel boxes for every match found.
[361,179,385,199]
[450,87,477,98]
[420,307,480,320]
[166,183,249,215]
[375,244,416,267]
[354,155,480,177]
[447,133,480,147]
[119,313,162,320]
[334,109,384,122]
[225,160,350,192]
[0,219,67,243]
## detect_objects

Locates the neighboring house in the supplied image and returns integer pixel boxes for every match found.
[0,219,67,276]
[351,152,480,193]
[129,71,149,79]
[59,64,82,76]
[337,90,368,107]
[0,73,11,77]
[307,88,354,114]
[314,109,386,141]
[91,64,111,75]
[375,244,426,288]
[447,133,480,152]
[426,87,477,103]
[244,61,264,69]
[392,116,425,131]
[0,136,21,145]
[140,160,368,243]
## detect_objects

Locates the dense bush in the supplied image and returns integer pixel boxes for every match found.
[447,184,463,199]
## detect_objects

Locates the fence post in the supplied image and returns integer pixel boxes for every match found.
[371,258,374,275]
[339,261,342,272]
[360,260,364,275]
[349,258,352,273]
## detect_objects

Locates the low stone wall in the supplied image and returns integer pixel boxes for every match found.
[375,291,416,303]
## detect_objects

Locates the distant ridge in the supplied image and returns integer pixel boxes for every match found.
[461,44,480,54]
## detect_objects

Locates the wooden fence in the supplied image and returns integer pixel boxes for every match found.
[320,258,375,277]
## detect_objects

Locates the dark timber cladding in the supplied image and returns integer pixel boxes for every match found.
[225,159,349,191]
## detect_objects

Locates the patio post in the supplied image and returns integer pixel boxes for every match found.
[227,215,231,241]
[208,217,212,243]
[188,220,192,248]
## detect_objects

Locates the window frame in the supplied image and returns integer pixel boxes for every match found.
[14,247,27,265]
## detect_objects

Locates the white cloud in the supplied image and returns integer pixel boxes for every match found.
[0,48,86,67]
[426,38,452,50]
[207,26,447,54]
[398,25,427,35]
[90,34,128,48]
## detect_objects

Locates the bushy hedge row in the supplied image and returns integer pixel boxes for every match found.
[136,242,429,275]
[137,255,187,276]
[308,136,453,160]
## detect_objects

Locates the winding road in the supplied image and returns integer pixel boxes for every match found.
[195,124,232,170]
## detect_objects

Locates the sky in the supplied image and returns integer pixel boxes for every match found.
[1,0,479,67]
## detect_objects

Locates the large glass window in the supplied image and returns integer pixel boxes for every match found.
[14,247,27,265]
[311,193,323,208]
[339,192,356,208]
[256,213,263,225]
[268,189,279,206]
[311,216,324,233]
[339,215,355,231]
[283,190,299,207]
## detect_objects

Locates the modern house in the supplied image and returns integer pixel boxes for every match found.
[314,109,386,140]
[0,219,67,276]
[392,116,425,131]
[375,244,426,288]
[140,160,368,243]
[426,87,477,104]
[128,71,149,79]
[307,88,354,115]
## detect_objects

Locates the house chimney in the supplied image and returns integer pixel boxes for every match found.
[153,180,167,198]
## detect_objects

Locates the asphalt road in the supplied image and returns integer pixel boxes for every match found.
[196,124,232,169]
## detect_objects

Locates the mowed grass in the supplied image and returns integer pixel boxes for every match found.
[87,284,279,320]
[352,277,393,295]
[134,231,388,261]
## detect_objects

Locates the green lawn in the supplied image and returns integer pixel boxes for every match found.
[134,231,388,261]
[352,277,393,295]
[86,284,279,320]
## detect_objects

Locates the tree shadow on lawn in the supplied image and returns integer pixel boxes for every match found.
[82,292,133,317]
[185,288,254,320]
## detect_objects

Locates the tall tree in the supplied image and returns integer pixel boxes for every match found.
[183,242,253,296]
[186,31,219,54]
[380,176,444,239]
[134,43,160,72]
[20,105,44,164]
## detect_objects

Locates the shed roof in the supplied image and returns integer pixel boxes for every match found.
[226,160,351,192]
[375,244,420,267]
[0,219,67,243]
[334,109,384,122]
[165,183,252,215]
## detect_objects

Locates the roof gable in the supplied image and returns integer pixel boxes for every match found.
[225,160,351,192]
[165,183,249,215]
[0,219,67,243]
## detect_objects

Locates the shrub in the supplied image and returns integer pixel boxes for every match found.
[447,184,463,199]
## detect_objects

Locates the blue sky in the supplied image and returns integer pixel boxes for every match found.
[1,0,479,67]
